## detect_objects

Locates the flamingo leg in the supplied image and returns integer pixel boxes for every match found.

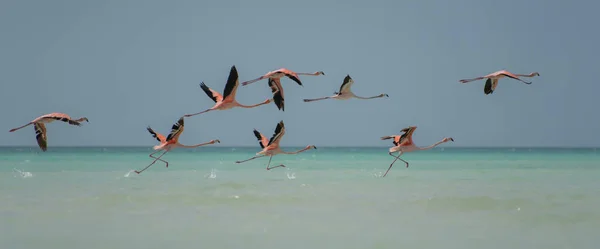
[9,123,33,132]
[135,150,169,174]
[184,109,213,118]
[235,155,266,164]
[383,152,408,177]
[265,155,286,170]
[149,150,169,168]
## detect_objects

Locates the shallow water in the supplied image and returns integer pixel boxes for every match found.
[1,147,599,249]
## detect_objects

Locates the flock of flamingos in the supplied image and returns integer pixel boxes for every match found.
[8,66,540,177]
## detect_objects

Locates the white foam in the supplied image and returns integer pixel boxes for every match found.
[13,168,33,178]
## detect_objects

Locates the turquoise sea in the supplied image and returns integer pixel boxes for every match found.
[2,146,599,249]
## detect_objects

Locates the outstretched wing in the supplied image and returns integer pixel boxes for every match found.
[268,78,285,111]
[147,126,166,143]
[222,65,239,100]
[338,75,354,94]
[278,69,302,86]
[34,123,47,152]
[199,82,223,103]
[253,129,269,149]
[166,117,184,142]
[268,120,285,146]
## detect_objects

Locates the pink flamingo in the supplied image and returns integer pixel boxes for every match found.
[135,117,220,174]
[380,126,454,177]
[459,70,540,95]
[241,68,325,86]
[303,75,389,102]
[9,112,89,152]
[236,120,317,170]
[184,65,272,118]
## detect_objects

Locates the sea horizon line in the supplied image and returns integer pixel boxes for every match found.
[0,145,598,149]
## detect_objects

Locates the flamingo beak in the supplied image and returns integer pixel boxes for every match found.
[450,138,454,142]
[313,146,318,149]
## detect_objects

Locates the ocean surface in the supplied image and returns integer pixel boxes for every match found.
[1,146,599,249]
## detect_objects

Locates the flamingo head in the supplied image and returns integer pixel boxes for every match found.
[531,72,540,77]
[308,145,317,150]
[316,71,325,75]
[443,137,454,143]
[380,93,389,97]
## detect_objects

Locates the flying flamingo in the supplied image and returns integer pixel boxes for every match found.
[135,117,220,174]
[184,65,272,118]
[380,126,454,177]
[268,78,285,111]
[241,68,325,86]
[459,70,540,95]
[8,113,89,152]
[235,120,317,170]
[303,75,389,102]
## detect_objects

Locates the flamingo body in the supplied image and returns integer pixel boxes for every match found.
[459,70,540,95]
[241,68,325,86]
[184,65,271,118]
[135,117,220,174]
[236,120,317,170]
[303,75,388,102]
[8,112,89,152]
[380,126,454,177]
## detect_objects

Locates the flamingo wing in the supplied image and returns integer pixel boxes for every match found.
[147,126,166,143]
[222,65,239,100]
[268,120,285,146]
[166,117,184,142]
[199,82,223,103]
[498,71,522,81]
[398,127,415,146]
[285,74,302,86]
[484,78,498,94]
[38,113,84,126]
[34,123,47,152]
[338,75,354,93]
[268,78,285,111]
[253,129,269,149]
[380,135,401,146]
[276,69,302,86]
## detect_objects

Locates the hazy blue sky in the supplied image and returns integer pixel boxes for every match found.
[1,0,598,147]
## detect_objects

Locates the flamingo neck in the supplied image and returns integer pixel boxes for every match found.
[354,94,384,100]
[237,100,269,108]
[281,146,313,155]
[297,72,319,76]
[176,141,212,148]
[415,139,447,151]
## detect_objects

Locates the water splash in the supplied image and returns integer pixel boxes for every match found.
[286,172,296,180]
[373,171,384,178]
[13,168,33,178]
[204,169,217,179]
[124,170,136,178]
